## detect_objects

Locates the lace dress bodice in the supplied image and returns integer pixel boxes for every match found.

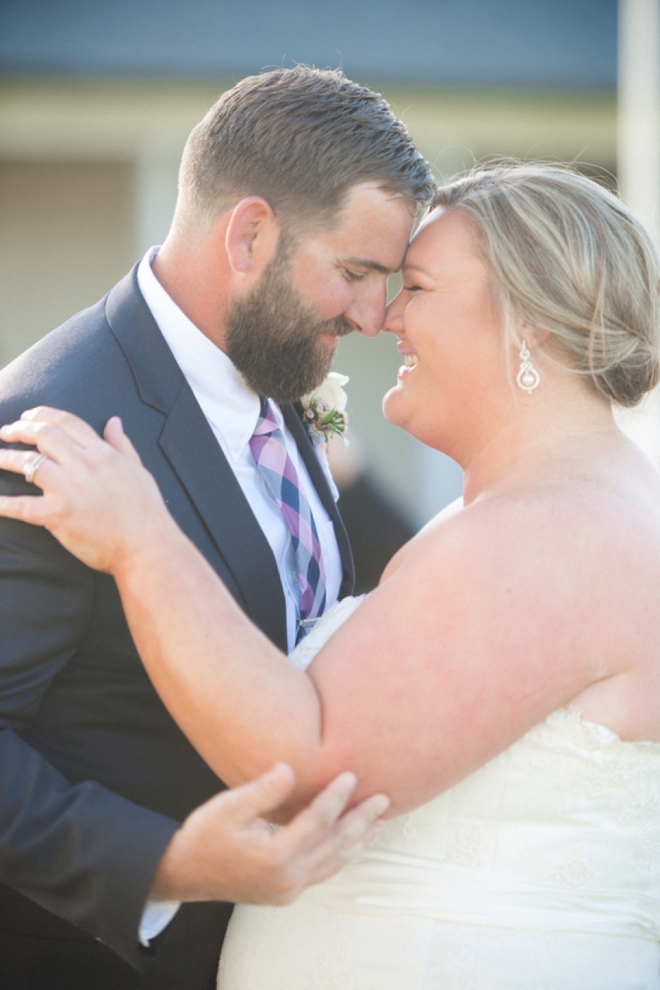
[218,596,660,989]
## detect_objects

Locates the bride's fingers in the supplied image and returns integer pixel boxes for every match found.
[0,446,53,484]
[19,406,102,448]
[0,492,57,526]
[0,420,39,449]
[0,452,65,522]
[0,420,90,470]
[1,413,144,473]
[103,416,143,465]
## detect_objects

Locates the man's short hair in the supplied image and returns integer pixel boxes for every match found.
[175,66,435,234]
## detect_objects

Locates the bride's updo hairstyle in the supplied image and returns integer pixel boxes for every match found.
[433,163,660,406]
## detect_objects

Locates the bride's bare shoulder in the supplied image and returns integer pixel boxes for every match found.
[380,496,464,582]
[392,475,660,599]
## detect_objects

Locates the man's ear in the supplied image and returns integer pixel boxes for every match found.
[225,197,281,275]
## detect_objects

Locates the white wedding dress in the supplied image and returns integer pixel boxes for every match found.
[217,597,660,989]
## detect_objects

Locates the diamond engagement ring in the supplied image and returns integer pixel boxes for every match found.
[23,452,47,485]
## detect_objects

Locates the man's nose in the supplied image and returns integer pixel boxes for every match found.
[346,287,387,338]
[383,289,405,335]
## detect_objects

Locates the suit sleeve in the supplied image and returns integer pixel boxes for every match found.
[0,473,179,970]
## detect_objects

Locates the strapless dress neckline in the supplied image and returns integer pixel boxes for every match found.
[218,596,660,989]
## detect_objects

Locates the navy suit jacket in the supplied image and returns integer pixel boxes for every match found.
[0,267,354,988]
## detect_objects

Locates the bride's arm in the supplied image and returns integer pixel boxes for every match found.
[0,408,611,816]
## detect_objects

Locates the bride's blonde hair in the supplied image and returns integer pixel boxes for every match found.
[433,162,660,407]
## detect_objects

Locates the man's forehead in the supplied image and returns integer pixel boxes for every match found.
[292,184,414,274]
[338,182,416,222]
[341,192,415,260]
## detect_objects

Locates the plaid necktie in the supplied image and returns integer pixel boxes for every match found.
[249,399,327,636]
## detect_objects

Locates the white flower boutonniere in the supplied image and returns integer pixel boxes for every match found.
[300,373,349,445]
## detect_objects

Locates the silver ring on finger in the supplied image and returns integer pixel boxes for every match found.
[24,452,47,486]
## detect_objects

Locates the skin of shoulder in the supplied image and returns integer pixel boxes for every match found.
[306,479,660,814]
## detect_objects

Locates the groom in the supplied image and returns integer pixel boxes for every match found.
[0,67,434,989]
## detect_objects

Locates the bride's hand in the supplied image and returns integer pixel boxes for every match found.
[0,407,172,573]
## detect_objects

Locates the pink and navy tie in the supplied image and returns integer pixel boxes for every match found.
[250,399,327,638]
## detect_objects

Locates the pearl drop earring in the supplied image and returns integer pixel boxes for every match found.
[516,341,540,393]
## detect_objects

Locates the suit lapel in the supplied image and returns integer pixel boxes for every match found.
[282,404,355,598]
[157,390,287,647]
[105,267,287,649]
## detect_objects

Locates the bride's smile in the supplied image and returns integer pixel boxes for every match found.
[383,208,510,463]
[397,346,418,372]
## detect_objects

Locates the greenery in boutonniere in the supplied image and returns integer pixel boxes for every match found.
[300,373,349,444]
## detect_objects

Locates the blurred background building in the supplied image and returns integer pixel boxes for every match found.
[0,0,641,550]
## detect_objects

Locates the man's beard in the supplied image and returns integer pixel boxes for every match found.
[225,246,353,403]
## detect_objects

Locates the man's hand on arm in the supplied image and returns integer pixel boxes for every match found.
[149,764,389,907]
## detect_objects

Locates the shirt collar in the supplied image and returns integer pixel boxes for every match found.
[137,246,263,458]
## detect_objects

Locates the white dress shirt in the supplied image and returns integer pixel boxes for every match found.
[136,247,343,943]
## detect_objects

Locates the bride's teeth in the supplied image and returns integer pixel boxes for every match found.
[404,354,418,368]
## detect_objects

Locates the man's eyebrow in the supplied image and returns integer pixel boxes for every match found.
[342,256,395,275]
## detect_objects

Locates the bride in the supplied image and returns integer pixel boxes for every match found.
[2,163,660,988]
